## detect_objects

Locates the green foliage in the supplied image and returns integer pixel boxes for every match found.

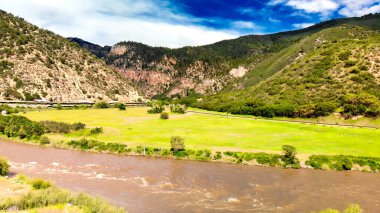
[67,138,129,153]
[23,92,41,101]
[90,127,103,134]
[39,120,85,133]
[169,104,187,114]
[0,104,19,114]
[170,136,185,152]
[39,135,50,145]
[306,155,380,172]
[31,179,52,190]
[147,104,165,114]
[71,122,86,131]
[0,186,124,212]
[115,103,126,110]
[0,115,44,139]
[317,204,362,213]
[94,101,110,109]
[224,151,282,166]
[160,112,169,120]
[55,103,62,110]
[282,145,301,168]
[0,157,9,176]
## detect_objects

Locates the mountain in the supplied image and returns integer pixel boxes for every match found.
[0,10,140,102]
[71,13,380,105]
[194,14,380,118]
[67,37,111,59]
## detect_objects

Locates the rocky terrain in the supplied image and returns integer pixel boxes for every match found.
[0,10,140,102]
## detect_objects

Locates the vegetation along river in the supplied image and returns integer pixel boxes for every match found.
[0,140,379,212]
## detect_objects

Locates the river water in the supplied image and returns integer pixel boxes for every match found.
[0,141,379,212]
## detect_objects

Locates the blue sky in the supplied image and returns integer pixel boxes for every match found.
[0,0,379,47]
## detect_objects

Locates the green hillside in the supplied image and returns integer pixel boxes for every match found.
[195,22,380,118]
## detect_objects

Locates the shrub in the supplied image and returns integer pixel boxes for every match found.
[31,179,52,190]
[115,103,126,111]
[90,127,103,134]
[169,104,187,114]
[282,145,300,168]
[170,136,185,152]
[160,112,169,119]
[55,103,62,110]
[39,120,71,133]
[213,151,222,160]
[39,135,50,145]
[0,158,9,176]
[71,122,86,131]
[0,115,45,139]
[94,101,110,109]
[147,104,164,114]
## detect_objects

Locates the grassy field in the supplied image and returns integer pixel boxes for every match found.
[24,107,380,157]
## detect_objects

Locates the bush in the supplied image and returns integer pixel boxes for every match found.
[0,158,9,176]
[71,122,86,131]
[170,136,185,152]
[94,101,110,109]
[0,115,44,139]
[306,155,380,172]
[31,179,52,190]
[147,104,165,114]
[169,104,187,114]
[115,103,126,111]
[39,135,50,145]
[90,127,103,134]
[282,145,300,168]
[160,112,169,119]
[55,103,62,110]
[39,120,71,133]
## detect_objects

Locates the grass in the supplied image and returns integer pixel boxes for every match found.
[23,107,380,157]
[0,175,124,212]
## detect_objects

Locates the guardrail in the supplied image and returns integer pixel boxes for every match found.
[0,100,147,107]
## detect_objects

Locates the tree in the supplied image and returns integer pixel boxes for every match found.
[170,136,185,152]
[282,145,300,168]
[0,157,9,176]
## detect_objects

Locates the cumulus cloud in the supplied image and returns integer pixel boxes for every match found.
[269,0,380,18]
[0,0,240,48]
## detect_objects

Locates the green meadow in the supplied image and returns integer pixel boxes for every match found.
[24,108,380,157]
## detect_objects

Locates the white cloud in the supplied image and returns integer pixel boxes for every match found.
[338,0,380,17]
[286,0,339,17]
[269,0,380,18]
[293,22,315,29]
[232,21,262,30]
[0,0,240,48]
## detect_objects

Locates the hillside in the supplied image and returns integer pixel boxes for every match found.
[195,23,380,118]
[0,10,140,102]
[71,13,380,102]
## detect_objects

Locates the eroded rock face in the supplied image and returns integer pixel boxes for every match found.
[110,45,128,55]
[229,66,248,78]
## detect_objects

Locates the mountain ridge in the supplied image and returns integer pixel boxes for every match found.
[0,10,140,102]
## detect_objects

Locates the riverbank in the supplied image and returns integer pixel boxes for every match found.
[0,174,125,212]
[0,140,378,212]
[1,135,380,173]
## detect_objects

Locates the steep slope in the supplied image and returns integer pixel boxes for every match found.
[195,24,380,118]
[0,10,140,102]
[71,13,380,100]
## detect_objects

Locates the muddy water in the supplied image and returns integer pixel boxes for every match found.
[0,141,379,213]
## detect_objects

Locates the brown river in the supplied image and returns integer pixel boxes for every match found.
[0,141,379,212]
